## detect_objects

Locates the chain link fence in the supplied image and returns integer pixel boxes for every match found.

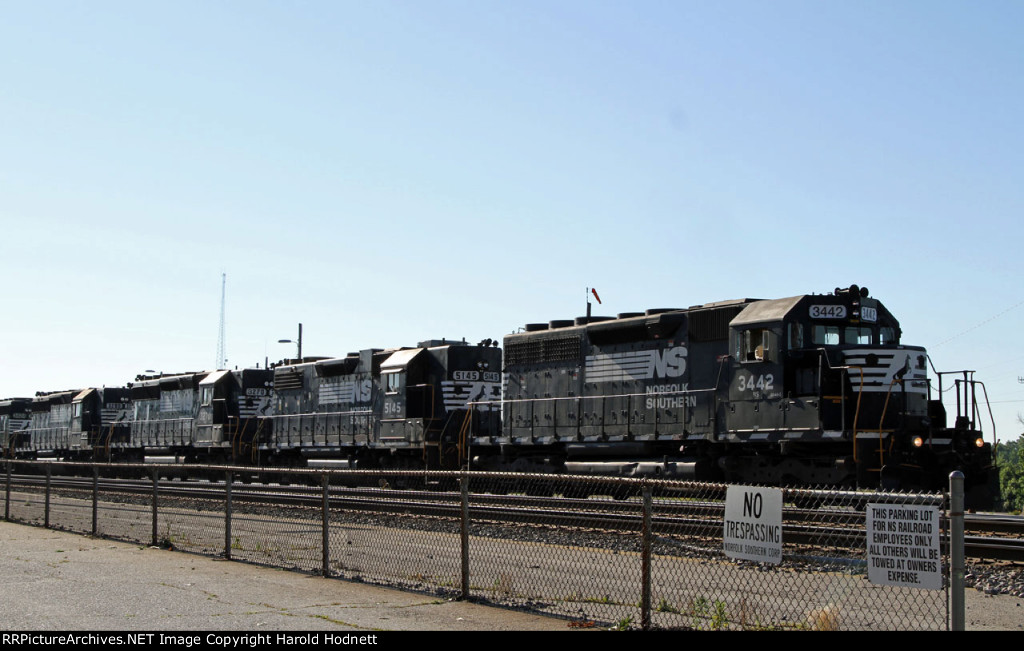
[3,461,954,630]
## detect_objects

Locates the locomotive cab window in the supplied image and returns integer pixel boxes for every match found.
[787,323,804,350]
[880,327,897,344]
[384,371,403,394]
[736,328,773,362]
[845,326,873,345]
[812,324,840,346]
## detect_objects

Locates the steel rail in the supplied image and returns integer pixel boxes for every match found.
[6,473,1023,561]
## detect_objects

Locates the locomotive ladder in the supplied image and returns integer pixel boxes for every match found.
[855,370,938,487]
[847,365,895,484]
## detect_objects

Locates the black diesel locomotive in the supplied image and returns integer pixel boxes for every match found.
[474,285,995,505]
[3,340,502,472]
[0,286,997,506]
[266,341,500,470]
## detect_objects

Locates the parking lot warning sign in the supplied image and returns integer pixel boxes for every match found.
[866,503,942,590]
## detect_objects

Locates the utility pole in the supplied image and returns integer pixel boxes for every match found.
[217,273,227,369]
[279,323,302,363]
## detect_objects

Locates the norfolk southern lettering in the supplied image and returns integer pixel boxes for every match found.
[644,383,696,409]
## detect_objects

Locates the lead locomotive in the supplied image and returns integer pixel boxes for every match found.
[477,285,995,506]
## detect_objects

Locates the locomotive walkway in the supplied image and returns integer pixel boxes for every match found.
[0,521,569,632]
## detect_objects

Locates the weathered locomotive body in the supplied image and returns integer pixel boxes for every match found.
[2,341,501,471]
[10,388,132,459]
[268,340,501,469]
[74,387,131,455]
[124,369,273,463]
[128,373,201,455]
[26,390,77,455]
[484,285,995,503]
[195,368,274,459]
[1,397,32,453]
[269,350,383,464]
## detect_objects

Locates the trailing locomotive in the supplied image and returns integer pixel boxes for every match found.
[474,285,996,506]
[0,285,998,507]
[125,368,273,463]
[1,339,501,473]
[265,340,500,470]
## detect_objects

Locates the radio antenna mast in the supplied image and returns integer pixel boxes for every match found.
[216,272,227,369]
[586,287,602,319]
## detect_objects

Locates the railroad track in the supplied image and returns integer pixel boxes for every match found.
[7,473,1023,561]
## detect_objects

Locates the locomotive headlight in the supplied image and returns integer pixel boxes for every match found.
[975,437,985,448]
[912,436,924,448]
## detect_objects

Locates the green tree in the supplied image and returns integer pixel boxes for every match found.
[997,426,1024,513]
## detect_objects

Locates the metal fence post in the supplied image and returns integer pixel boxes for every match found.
[45,464,52,528]
[322,472,330,577]
[4,460,10,521]
[460,471,470,600]
[151,468,159,547]
[950,471,965,631]
[91,465,99,536]
[224,470,233,560]
[641,482,652,630]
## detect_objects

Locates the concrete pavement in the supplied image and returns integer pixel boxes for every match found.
[0,521,573,632]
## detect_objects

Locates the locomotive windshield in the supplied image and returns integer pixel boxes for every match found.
[777,290,901,350]
[802,323,899,347]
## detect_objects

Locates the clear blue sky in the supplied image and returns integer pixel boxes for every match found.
[2,1,1022,442]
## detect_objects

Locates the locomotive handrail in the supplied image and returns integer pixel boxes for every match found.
[925,355,958,394]
[129,417,194,449]
[812,348,868,464]
[267,408,374,418]
[415,384,440,466]
[872,376,902,470]
[973,380,997,448]
[100,423,116,461]
[471,387,717,442]
[456,407,473,467]
[927,360,989,431]
[479,386,717,406]
[267,409,379,450]
[845,365,866,463]
[248,417,269,463]
[227,416,248,462]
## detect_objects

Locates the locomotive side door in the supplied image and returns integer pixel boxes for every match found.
[728,326,786,434]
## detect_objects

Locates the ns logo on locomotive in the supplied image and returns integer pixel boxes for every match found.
[0,285,998,509]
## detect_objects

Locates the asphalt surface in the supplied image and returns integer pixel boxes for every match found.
[1,520,1020,632]
[0,521,570,632]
